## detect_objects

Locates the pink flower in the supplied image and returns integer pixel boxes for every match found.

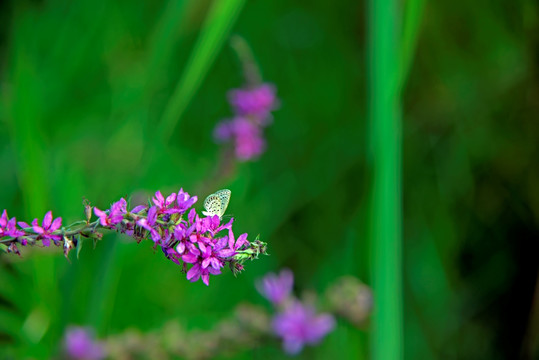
[31,211,62,247]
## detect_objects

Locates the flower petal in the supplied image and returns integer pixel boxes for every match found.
[50,217,62,232]
[43,211,53,229]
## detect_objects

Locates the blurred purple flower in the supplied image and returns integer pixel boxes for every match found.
[213,120,234,142]
[31,210,62,247]
[232,117,266,161]
[63,326,105,360]
[272,301,335,355]
[256,268,294,305]
[213,82,277,162]
[214,117,266,161]
[228,83,277,121]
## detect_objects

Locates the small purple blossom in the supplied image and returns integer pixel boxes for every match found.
[94,198,127,228]
[63,326,105,360]
[228,83,277,121]
[152,191,176,213]
[256,268,294,305]
[175,188,198,213]
[0,210,25,239]
[31,211,62,247]
[136,206,160,243]
[186,262,221,286]
[272,301,336,355]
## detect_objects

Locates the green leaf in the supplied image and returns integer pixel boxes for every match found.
[76,235,84,259]
[157,0,247,143]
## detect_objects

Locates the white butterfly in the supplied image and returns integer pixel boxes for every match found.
[202,189,231,219]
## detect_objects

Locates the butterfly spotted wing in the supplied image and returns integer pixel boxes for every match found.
[215,189,231,216]
[202,189,231,218]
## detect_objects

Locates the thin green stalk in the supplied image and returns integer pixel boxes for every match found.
[367,0,403,359]
[157,0,246,143]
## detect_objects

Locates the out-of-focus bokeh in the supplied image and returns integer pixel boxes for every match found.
[0,0,537,359]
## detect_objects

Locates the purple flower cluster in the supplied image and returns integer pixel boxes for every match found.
[214,83,277,161]
[257,269,335,355]
[94,189,252,286]
[63,326,105,360]
[1,188,266,286]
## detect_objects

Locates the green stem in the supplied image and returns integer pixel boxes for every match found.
[0,213,146,246]
[230,35,262,87]
[368,0,403,359]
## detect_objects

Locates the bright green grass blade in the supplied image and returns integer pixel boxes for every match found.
[367,0,403,359]
[157,0,246,143]
[399,0,426,90]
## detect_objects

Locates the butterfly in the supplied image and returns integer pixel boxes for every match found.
[202,189,231,219]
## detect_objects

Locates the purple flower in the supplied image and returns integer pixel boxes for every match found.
[165,211,247,286]
[175,188,198,214]
[185,262,221,286]
[173,222,195,255]
[232,117,266,161]
[94,198,127,228]
[151,189,197,215]
[256,269,294,305]
[152,191,177,213]
[272,301,336,355]
[130,205,147,214]
[0,210,25,239]
[213,120,234,142]
[214,117,266,161]
[63,326,105,360]
[31,211,62,247]
[136,206,160,243]
[228,83,277,122]
[214,82,277,162]
[224,228,249,256]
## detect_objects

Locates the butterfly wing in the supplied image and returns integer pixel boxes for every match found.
[202,189,231,218]
[203,194,222,217]
[215,189,231,216]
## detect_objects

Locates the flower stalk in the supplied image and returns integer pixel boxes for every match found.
[1,188,268,286]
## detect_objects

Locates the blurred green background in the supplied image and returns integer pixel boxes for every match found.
[0,0,538,359]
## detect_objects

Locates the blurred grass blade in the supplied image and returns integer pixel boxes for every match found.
[399,0,426,89]
[157,0,246,143]
[144,0,191,93]
[367,0,403,358]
